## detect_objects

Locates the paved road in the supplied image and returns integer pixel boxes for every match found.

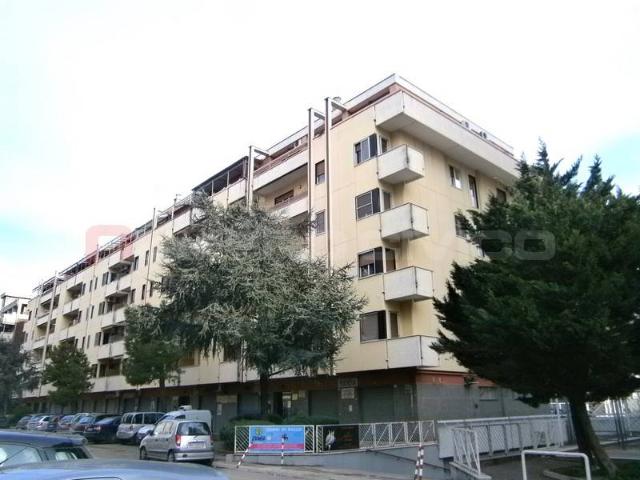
[88,443,403,480]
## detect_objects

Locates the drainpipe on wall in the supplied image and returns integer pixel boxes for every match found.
[307,108,325,261]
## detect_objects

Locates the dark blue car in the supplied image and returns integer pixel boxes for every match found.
[0,431,91,467]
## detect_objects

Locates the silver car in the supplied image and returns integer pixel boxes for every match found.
[26,415,53,431]
[139,420,214,464]
[117,411,164,444]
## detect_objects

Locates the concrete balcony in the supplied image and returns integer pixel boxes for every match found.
[375,90,517,184]
[36,312,50,327]
[108,249,134,269]
[100,308,127,329]
[383,266,434,302]
[97,340,126,360]
[32,336,46,350]
[61,298,80,316]
[213,179,247,206]
[355,335,439,371]
[39,290,53,305]
[173,210,192,233]
[253,148,307,190]
[104,275,132,299]
[218,361,241,383]
[380,203,429,241]
[92,375,129,392]
[270,194,308,219]
[377,144,425,184]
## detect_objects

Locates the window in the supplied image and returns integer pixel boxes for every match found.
[274,190,294,206]
[80,337,85,350]
[382,191,391,211]
[389,312,399,338]
[81,283,86,295]
[133,256,139,271]
[223,344,241,362]
[144,250,149,266]
[358,247,383,278]
[355,188,380,220]
[469,175,479,208]
[479,386,498,401]
[101,272,109,286]
[88,280,92,292]
[153,246,158,262]
[98,302,105,315]
[449,165,462,189]
[455,214,467,238]
[354,134,378,164]
[141,284,146,301]
[315,211,325,235]
[130,289,136,304]
[385,248,396,272]
[0,444,41,466]
[380,137,389,154]
[359,311,387,342]
[149,282,154,297]
[90,364,97,378]
[315,161,325,184]
[90,305,94,319]
[496,188,507,203]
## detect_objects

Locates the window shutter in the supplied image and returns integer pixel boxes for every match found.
[377,311,387,339]
[374,247,383,274]
[372,188,380,213]
[369,134,378,157]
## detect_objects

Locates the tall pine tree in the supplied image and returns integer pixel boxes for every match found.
[435,144,640,477]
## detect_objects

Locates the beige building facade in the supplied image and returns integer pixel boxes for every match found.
[19,75,543,427]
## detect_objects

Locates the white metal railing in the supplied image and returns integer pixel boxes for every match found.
[316,420,436,452]
[438,415,568,458]
[522,450,591,480]
[451,428,483,477]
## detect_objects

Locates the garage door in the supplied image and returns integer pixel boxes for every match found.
[360,386,394,423]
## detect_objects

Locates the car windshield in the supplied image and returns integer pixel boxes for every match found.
[78,416,95,424]
[96,417,118,425]
[0,443,41,467]
[177,422,211,436]
[18,416,31,422]
[30,416,44,421]
[61,416,74,422]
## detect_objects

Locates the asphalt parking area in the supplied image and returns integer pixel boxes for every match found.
[87,442,139,460]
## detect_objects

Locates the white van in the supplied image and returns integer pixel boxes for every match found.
[135,406,212,443]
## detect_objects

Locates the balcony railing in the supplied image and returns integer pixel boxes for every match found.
[62,298,80,316]
[101,308,127,329]
[253,147,307,191]
[269,193,308,218]
[377,144,425,184]
[97,339,126,360]
[383,266,434,302]
[380,203,429,241]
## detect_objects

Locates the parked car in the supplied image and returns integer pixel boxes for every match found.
[44,415,64,432]
[139,420,214,464]
[135,407,212,443]
[0,431,91,468]
[69,414,110,434]
[0,459,227,479]
[117,411,164,444]
[27,415,57,431]
[15,415,36,430]
[55,415,78,432]
[83,416,121,443]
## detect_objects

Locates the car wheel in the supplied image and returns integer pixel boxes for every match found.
[139,447,148,460]
[167,451,176,462]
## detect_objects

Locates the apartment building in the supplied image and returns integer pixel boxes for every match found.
[1,293,30,343]
[19,75,544,427]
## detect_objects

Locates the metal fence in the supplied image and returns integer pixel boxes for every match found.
[438,415,568,458]
[234,425,315,454]
[316,420,436,452]
[451,428,482,477]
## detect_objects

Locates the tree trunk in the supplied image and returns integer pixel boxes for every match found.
[569,398,617,477]
[259,373,270,418]
[158,377,166,412]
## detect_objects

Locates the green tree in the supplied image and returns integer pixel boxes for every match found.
[0,338,39,415]
[42,342,92,410]
[160,197,365,415]
[123,305,183,410]
[434,145,640,478]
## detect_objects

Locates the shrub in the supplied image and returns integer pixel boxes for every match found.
[219,418,274,451]
[8,404,32,426]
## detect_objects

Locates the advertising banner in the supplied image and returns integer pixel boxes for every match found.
[248,425,306,453]
[323,425,360,451]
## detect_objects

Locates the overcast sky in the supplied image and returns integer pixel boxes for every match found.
[1,0,639,296]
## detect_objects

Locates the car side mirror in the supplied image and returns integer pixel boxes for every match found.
[149,430,155,436]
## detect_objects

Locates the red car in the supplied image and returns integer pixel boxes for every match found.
[70,414,111,434]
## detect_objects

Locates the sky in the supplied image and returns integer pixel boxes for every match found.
[0,0,639,296]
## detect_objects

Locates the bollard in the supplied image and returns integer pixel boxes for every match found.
[413,443,424,480]
[236,442,252,468]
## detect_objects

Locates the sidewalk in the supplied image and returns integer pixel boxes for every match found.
[215,461,412,480]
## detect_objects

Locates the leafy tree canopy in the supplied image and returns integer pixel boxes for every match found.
[158,197,365,414]
[435,144,640,477]
[0,339,39,414]
[42,341,92,409]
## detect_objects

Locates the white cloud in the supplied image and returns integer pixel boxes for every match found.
[0,0,638,294]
